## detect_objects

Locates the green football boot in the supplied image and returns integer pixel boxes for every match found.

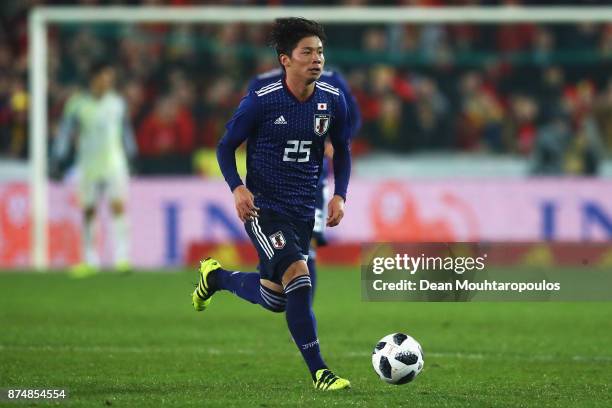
[313,369,351,391]
[69,263,98,279]
[115,260,132,275]
[191,257,220,311]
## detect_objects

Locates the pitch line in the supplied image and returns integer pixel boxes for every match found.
[1,344,611,363]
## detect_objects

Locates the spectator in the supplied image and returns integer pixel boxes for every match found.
[137,95,195,174]
[530,110,571,175]
[594,79,612,151]
[3,0,612,172]
[504,94,538,155]
[411,76,452,150]
[455,71,504,151]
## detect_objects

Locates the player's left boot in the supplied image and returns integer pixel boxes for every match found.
[191,257,220,311]
[313,369,351,391]
[69,263,98,279]
[115,260,132,275]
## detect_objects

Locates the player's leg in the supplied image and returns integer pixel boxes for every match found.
[212,268,287,313]
[109,199,130,272]
[73,176,99,276]
[82,206,97,266]
[281,216,350,390]
[309,174,329,301]
[196,224,322,360]
[192,212,288,312]
[282,259,350,390]
[193,257,287,313]
[282,260,322,372]
[108,171,130,272]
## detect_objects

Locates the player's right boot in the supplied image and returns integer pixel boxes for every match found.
[115,260,132,275]
[313,369,351,391]
[191,257,220,311]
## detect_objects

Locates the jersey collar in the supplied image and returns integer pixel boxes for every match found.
[282,76,317,104]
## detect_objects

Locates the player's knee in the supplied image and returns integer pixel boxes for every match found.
[283,274,312,295]
[281,259,309,287]
[84,207,96,221]
[111,200,124,215]
[259,285,286,313]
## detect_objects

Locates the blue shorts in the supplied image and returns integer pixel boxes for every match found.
[245,209,314,285]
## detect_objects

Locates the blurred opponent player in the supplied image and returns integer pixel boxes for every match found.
[247,67,361,301]
[193,18,352,390]
[52,61,136,276]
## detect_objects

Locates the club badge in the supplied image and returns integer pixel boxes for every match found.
[269,231,286,249]
[314,114,330,136]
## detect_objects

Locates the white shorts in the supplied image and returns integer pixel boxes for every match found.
[78,169,128,208]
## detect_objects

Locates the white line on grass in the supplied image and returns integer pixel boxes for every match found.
[1,344,611,363]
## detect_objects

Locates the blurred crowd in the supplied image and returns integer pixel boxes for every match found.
[2,0,612,176]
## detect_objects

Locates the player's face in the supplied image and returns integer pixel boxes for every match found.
[284,36,324,84]
[93,68,115,94]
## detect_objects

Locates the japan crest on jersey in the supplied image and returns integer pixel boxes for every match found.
[314,114,330,136]
[269,231,286,249]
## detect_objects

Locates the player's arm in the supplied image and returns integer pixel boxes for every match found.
[327,93,352,227]
[53,115,76,161]
[217,93,259,222]
[51,95,78,177]
[121,101,138,161]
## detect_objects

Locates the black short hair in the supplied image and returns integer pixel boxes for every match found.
[88,60,113,79]
[269,17,327,59]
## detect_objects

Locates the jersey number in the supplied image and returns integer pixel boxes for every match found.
[283,140,312,162]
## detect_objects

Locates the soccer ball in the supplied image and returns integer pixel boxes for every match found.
[372,333,424,385]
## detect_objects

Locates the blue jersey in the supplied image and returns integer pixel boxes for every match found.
[217,78,352,220]
[247,68,361,190]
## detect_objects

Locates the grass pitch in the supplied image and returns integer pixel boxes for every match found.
[1,267,611,407]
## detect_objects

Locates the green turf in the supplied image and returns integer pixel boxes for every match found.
[1,267,611,407]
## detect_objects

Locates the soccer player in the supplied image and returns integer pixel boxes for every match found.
[52,61,136,275]
[247,67,361,300]
[193,18,352,390]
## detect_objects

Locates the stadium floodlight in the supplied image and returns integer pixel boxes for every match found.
[29,5,612,269]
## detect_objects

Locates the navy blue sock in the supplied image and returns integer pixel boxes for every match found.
[214,269,259,303]
[284,275,326,379]
[213,269,286,312]
[307,250,317,301]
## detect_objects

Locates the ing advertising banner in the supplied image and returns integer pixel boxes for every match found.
[0,178,611,268]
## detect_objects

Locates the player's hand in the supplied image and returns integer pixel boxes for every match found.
[48,161,63,181]
[233,185,259,222]
[326,195,345,227]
